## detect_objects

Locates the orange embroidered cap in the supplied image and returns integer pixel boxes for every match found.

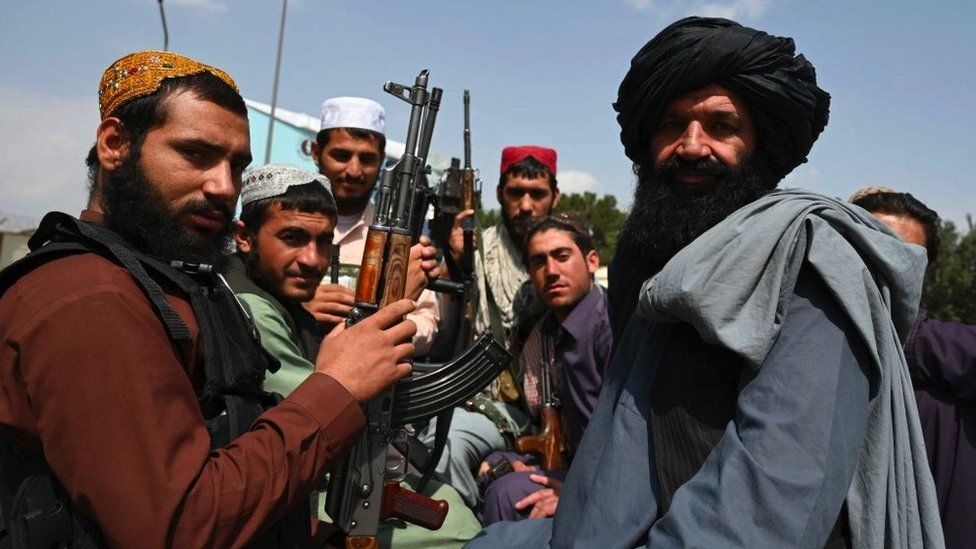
[98,50,238,119]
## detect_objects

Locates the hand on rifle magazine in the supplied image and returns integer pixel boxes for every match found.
[448,209,478,267]
[314,298,417,403]
[407,235,441,300]
[515,473,563,519]
[304,284,355,329]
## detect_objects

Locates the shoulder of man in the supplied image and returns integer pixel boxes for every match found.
[1,251,197,339]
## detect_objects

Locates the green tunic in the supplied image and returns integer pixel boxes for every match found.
[235,293,482,548]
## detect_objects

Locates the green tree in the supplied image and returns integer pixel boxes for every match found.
[477,208,500,230]
[554,192,627,264]
[921,216,976,323]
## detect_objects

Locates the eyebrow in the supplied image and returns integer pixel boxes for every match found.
[711,111,742,123]
[528,246,573,262]
[174,137,252,166]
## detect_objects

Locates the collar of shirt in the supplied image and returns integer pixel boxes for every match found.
[334,202,374,245]
[549,285,604,344]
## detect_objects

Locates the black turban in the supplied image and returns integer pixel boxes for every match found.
[614,17,830,182]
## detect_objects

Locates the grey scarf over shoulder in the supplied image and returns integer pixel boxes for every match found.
[640,189,944,548]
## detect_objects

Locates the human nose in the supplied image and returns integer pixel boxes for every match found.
[518,193,534,214]
[297,243,322,268]
[203,162,237,203]
[544,256,560,277]
[675,122,711,161]
[345,156,363,179]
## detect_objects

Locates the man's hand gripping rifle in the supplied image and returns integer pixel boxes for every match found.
[326,71,510,548]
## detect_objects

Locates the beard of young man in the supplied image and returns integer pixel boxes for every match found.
[101,145,234,264]
[616,154,776,279]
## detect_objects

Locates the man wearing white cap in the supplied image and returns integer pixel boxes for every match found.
[306,97,442,355]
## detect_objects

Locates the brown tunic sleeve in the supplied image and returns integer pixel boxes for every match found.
[0,253,364,547]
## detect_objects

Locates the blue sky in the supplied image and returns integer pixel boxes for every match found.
[2,0,974,226]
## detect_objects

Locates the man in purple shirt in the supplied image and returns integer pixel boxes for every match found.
[852,189,976,549]
[478,215,612,524]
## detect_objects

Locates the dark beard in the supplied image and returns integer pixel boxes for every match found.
[334,190,373,216]
[501,209,530,245]
[101,147,233,264]
[616,155,776,277]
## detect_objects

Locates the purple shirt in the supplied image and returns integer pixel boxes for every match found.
[542,286,612,455]
[905,313,976,549]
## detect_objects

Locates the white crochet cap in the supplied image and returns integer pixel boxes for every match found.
[240,164,334,208]
[319,96,385,134]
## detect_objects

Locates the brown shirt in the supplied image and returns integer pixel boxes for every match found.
[0,217,365,547]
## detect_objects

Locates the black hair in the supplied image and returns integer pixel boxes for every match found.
[315,127,387,157]
[86,72,247,196]
[852,191,941,264]
[239,181,337,233]
[498,156,558,192]
[523,214,596,260]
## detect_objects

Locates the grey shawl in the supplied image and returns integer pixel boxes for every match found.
[640,188,944,548]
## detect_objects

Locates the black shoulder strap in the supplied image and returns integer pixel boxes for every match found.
[23,212,192,342]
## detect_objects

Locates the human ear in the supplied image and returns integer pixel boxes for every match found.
[233,219,253,253]
[95,117,129,173]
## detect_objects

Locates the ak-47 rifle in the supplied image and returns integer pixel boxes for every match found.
[325,71,510,549]
[428,90,481,360]
[515,336,565,471]
[457,90,478,347]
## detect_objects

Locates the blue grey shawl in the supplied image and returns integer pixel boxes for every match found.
[640,188,943,548]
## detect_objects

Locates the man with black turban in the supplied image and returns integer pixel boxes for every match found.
[468,17,943,548]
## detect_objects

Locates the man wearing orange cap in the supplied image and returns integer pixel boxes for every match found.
[0,51,416,547]
[423,146,561,508]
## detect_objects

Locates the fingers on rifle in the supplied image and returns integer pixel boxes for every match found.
[367,299,416,329]
[453,209,474,227]
[394,360,413,380]
[325,319,347,339]
[317,314,348,326]
[387,319,418,345]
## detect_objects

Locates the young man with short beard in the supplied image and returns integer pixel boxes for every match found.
[224,164,482,548]
[0,51,417,547]
[304,96,442,355]
[471,17,942,548]
[478,215,611,525]
[223,164,339,395]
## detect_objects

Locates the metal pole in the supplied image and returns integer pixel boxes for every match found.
[264,0,288,165]
[157,0,169,51]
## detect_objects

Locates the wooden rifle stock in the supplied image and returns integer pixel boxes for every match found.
[355,229,389,305]
[514,333,565,471]
[379,231,412,307]
[515,405,566,471]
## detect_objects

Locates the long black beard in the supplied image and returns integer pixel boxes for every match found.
[606,155,776,342]
[616,155,776,277]
[101,147,233,264]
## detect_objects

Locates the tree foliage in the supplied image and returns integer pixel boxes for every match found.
[554,192,627,264]
[921,216,976,323]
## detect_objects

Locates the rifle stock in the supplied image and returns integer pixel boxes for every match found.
[515,406,565,471]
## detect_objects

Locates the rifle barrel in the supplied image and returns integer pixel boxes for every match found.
[463,90,472,169]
